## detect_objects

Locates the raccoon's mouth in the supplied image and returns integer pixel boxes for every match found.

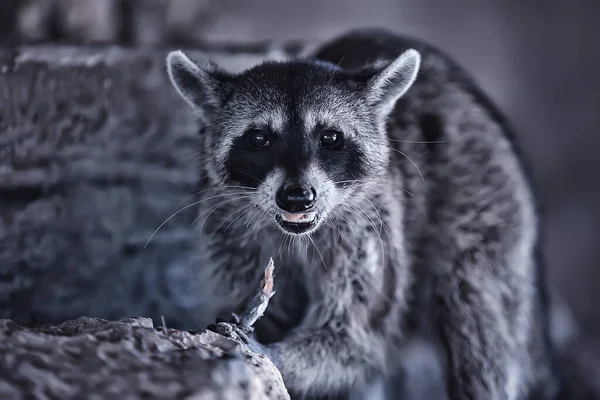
[275,212,319,234]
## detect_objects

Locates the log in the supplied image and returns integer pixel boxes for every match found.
[0,316,289,399]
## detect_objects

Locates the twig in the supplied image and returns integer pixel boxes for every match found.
[238,257,276,333]
[161,315,168,332]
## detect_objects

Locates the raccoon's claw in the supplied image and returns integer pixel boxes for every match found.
[209,322,257,347]
[206,321,232,334]
[206,321,278,365]
[213,313,240,327]
[230,312,241,325]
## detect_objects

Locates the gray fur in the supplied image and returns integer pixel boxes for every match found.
[166,29,560,400]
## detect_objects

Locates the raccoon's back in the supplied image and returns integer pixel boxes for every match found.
[311,28,545,333]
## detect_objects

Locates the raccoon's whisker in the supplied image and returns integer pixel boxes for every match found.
[189,185,257,198]
[354,193,385,235]
[386,138,449,144]
[145,194,247,248]
[297,234,306,253]
[302,235,310,254]
[287,234,295,256]
[305,235,315,265]
[333,178,415,197]
[194,202,225,229]
[331,213,345,242]
[195,195,254,231]
[308,234,327,271]
[183,154,204,170]
[279,233,290,259]
[223,203,258,233]
[348,203,381,236]
[316,228,334,253]
[245,207,265,231]
[347,200,381,234]
[175,150,202,158]
[332,178,384,186]
[178,186,257,208]
[230,168,262,184]
[331,209,360,237]
[297,236,305,256]
[287,235,295,255]
[403,188,415,197]
[326,55,345,85]
[209,203,256,241]
[288,236,294,254]
[389,148,425,181]
[243,199,267,230]
[278,231,286,258]
[282,235,288,257]
[351,197,391,235]
[202,185,257,193]
[191,192,257,205]
[251,209,270,237]
[186,192,256,220]
[346,202,387,266]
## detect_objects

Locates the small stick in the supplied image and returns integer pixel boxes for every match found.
[238,257,276,333]
[161,315,168,332]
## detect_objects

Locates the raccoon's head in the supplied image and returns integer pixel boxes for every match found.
[167,49,420,236]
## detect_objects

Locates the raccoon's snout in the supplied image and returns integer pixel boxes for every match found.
[276,184,317,213]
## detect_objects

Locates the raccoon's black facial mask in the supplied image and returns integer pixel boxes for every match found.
[166,49,420,235]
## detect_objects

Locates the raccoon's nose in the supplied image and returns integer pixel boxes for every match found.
[276,184,317,212]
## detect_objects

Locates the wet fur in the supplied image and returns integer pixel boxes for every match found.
[167,28,561,400]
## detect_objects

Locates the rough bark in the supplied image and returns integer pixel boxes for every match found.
[0,317,289,399]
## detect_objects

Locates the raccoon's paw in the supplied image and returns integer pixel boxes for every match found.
[206,320,281,368]
[207,321,260,351]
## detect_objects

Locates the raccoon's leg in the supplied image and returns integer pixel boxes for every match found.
[264,306,388,398]
[208,304,386,399]
[435,249,517,399]
[261,258,397,399]
[434,245,553,400]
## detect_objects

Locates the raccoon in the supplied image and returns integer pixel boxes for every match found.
[166,28,561,400]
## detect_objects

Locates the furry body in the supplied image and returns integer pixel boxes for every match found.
[167,29,560,399]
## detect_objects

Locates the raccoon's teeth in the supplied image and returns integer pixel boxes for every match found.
[281,212,316,223]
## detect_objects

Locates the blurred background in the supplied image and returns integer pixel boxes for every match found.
[1,0,598,341]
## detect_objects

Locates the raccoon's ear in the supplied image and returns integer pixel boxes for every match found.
[364,48,421,121]
[166,50,231,122]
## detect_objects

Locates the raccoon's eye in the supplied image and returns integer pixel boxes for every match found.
[319,129,344,149]
[245,129,271,149]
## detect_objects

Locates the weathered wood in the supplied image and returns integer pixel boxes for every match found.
[0,317,289,399]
